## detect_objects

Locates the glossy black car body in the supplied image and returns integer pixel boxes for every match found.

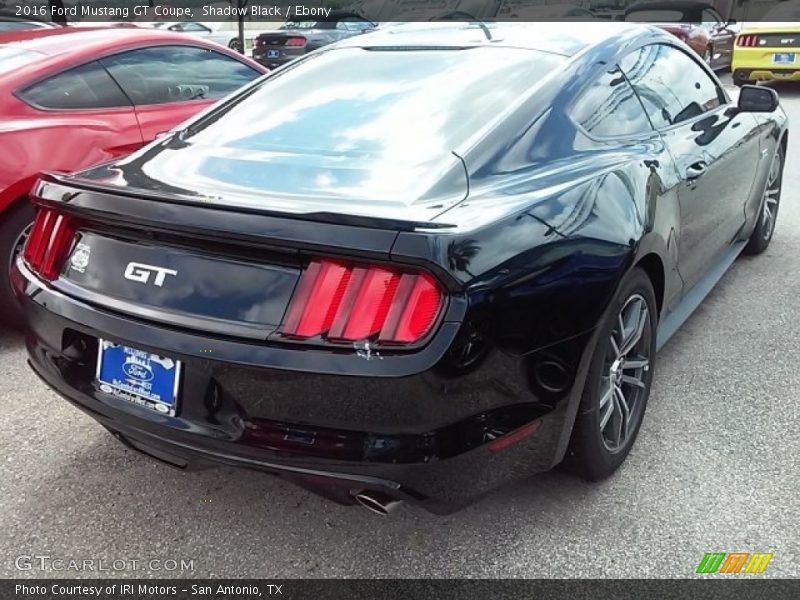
[14,23,788,514]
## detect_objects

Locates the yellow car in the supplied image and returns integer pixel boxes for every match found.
[733,26,800,86]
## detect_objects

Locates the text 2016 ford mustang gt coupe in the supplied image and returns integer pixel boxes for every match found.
[13,23,788,515]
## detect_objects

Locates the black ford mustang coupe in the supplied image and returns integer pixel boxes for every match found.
[13,23,788,515]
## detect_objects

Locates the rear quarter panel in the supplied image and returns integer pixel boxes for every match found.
[0,106,143,212]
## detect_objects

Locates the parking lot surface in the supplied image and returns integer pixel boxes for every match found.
[1,78,798,579]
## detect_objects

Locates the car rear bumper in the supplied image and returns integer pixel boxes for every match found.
[252,50,304,70]
[733,67,800,83]
[13,260,595,514]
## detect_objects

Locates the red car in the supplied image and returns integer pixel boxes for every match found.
[623,1,738,71]
[0,27,266,323]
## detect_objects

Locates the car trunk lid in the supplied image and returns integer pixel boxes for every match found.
[29,176,416,340]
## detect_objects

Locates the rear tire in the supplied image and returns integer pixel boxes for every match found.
[228,38,243,53]
[744,144,784,255]
[564,267,658,481]
[0,199,34,328]
[702,45,713,67]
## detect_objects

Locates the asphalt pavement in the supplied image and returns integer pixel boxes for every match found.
[1,77,798,579]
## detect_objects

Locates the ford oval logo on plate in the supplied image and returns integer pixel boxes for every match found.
[122,357,154,382]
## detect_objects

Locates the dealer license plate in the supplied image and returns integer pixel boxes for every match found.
[96,341,181,416]
[773,53,797,65]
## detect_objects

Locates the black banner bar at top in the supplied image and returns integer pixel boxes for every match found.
[1,0,799,24]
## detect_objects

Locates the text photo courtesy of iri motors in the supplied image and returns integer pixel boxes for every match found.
[0,0,798,591]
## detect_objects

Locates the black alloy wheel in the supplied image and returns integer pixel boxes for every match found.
[745,144,784,255]
[564,267,658,480]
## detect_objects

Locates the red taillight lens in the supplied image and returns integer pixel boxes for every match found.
[22,208,77,280]
[282,259,444,345]
[737,34,759,47]
[285,36,306,47]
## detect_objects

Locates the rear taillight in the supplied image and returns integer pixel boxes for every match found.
[281,259,444,345]
[670,30,688,42]
[22,208,77,280]
[737,34,759,47]
[285,36,307,47]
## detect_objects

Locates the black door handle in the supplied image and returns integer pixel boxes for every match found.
[686,161,708,182]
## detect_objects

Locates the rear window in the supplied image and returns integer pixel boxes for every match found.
[17,61,131,110]
[625,10,689,22]
[185,47,564,161]
[0,47,45,75]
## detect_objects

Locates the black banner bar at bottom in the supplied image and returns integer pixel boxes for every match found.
[3,579,799,600]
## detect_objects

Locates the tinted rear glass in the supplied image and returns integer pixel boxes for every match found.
[186,47,564,161]
[18,61,131,109]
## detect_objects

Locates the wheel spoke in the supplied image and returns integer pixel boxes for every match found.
[623,356,649,370]
[599,391,614,430]
[762,203,773,230]
[610,394,623,447]
[615,385,631,442]
[609,334,620,357]
[620,299,647,355]
[598,377,614,409]
[621,374,646,389]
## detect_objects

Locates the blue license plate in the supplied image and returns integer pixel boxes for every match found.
[773,53,796,64]
[96,341,181,416]
[267,49,280,59]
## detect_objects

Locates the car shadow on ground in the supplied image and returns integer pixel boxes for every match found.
[766,81,800,99]
[3,325,620,578]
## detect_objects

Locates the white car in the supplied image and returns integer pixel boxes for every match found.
[150,21,279,54]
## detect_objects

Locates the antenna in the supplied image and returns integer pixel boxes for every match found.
[431,11,493,41]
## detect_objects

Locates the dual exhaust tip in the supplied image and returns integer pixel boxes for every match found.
[353,491,404,516]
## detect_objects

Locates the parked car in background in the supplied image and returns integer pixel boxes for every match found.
[498,2,598,19]
[13,23,787,515]
[252,12,376,69]
[150,21,279,54]
[624,1,738,70]
[733,24,800,86]
[0,27,267,324]
[0,18,62,32]
[390,0,595,21]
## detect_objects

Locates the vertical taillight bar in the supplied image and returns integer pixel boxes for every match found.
[282,259,444,345]
[22,208,77,281]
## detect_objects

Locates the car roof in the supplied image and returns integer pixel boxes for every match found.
[336,21,648,57]
[0,26,210,57]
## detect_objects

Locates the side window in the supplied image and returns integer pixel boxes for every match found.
[181,23,212,33]
[17,61,131,110]
[620,44,724,128]
[570,65,653,137]
[99,46,261,106]
[701,8,722,26]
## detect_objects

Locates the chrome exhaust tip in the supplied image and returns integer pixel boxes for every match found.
[353,491,404,516]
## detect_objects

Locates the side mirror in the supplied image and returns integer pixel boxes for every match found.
[738,85,779,113]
